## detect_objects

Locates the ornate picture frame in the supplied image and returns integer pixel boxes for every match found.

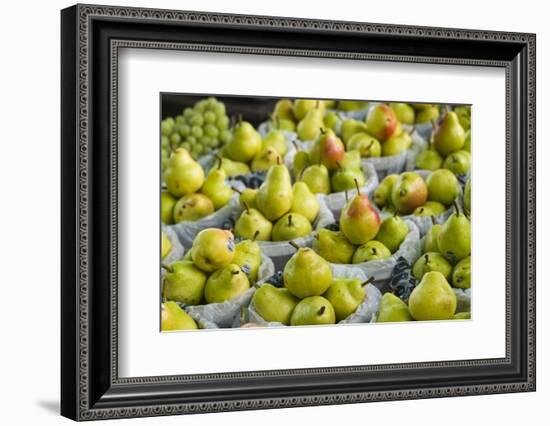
[61,4,536,421]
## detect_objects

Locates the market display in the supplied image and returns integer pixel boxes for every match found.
[159,96,472,331]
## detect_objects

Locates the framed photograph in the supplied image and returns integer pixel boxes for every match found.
[61,4,536,421]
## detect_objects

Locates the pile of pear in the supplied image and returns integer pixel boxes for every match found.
[376,202,471,323]
[292,128,367,195]
[415,106,471,175]
[252,241,376,326]
[161,148,235,225]
[312,186,409,264]
[373,168,463,217]
[217,115,291,175]
[233,161,321,242]
[161,227,265,331]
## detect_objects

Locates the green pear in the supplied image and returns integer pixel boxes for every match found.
[251,146,283,172]
[292,150,311,179]
[236,188,258,210]
[340,190,381,245]
[252,284,299,325]
[161,232,172,259]
[256,162,293,221]
[323,110,341,131]
[294,99,323,121]
[219,157,251,177]
[352,240,391,263]
[204,264,250,304]
[290,296,336,326]
[426,169,460,206]
[347,133,381,158]
[272,213,312,241]
[340,150,362,170]
[443,150,471,175]
[290,182,320,223]
[376,293,413,322]
[412,252,453,281]
[376,215,408,253]
[191,228,235,272]
[463,130,471,152]
[337,100,369,111]
[273,117,296,132]
[284,246,333,298]
[331,162,365,192]
[408,271,457,320]
[341,119,368,144]
[433,111,465,156]
[200,162,232,210]
[373,174,399,208]
[424,222,442,253]
[437,207,471,262]
[224,120,262,163]
[415,106,440,124]
[301,163,331,194]
[173,193,214,223]
[312,229,356,264]
[163,260,207,305]
[366,104,399,141]
[452,256,471,289]
[382,131,411,156]
[161,191,177,224]
[454,106,471,131]
[164,148,205,197]
[309,128,346,171]
[324,278,370,321]
[413,201,446,216]
[161,302,198,331]
[390,103,415,125]
[262,129,288,156]
[234,205,272,241]
[296,105,324,141]
[391,172,428,214]
[464,178,471,215]
[233,236,262,283]
[453,312,471,320]
[415,148,443,171]
[273,99,296,122]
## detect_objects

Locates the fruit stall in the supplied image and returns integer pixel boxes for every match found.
[159,96,471,331]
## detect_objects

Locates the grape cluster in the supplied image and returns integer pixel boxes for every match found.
[161,97,231,162]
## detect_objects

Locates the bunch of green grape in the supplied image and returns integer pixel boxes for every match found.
[161,97,231,162]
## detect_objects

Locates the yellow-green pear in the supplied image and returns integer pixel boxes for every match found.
[272,213,312,241]
[376,215,408,253]
[164,148,205,197]
[219,157,251,177]
[341,118,368,144]
[415,106,440,124]
[301,163,331,194]
[413,201,446,216]
[173,193,214,223]
[376,293,413,322]
[294,99,324,121]
[256,162,293,221]
[391,172,428,214]
[296,105,324,141]
[463,130,471,152]
[292,150,311,179]
[340,190,381,245]
[433,111,465,157]
[352,240,391,263]
[390,103,415,125]
[200,162,232,210]
[204,264,250,304]
[161,232,172,259]
[382,131,411,156]
[464,178,471,215]
[312,229,355,264]
[284,246,333,298]
[161,191,177,224]
[452,256,471,289]
[412,252,453,281]
[415,148,443,171]
[232,235,262,283]
[309,129,345,171]
[161,302,198,331]
[323,278,369,321]
[347,132,381,158]
[252,284,299,325]
[443,150,471,175]
[262,129,288,156]
[426,169,460,206]
[191,228,235,272]
[408,271,457,320]
[290,182,320,223]
[437,207,471,262]
[163,260,207,305]
[424,221,442,253]
[251,146,283,172]
[224,120,262,163]
[290,296,336,326]
[234,205,272,241]
[273,99,296,122]
[373,174,399,208]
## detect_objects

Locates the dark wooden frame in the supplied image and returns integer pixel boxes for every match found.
[61,4,536,421]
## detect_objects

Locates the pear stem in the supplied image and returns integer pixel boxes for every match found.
[431,216,437,225]
[361,276,375,287]
[288,240,301,251]
[319,127,326,135]
[292,139,300,151]
[288,214,293,227]
[393,211,399,218]
[252,230,260,242]
[276,156,281,165]
[315,100,320,109]
[344,189,349,202]
[275,115,280,129]
[335,160,342,171]
[424,254,429,264]
[232,187,242,195]
[410,125,417,135]
[216,155,223,170]
[298,166,307,181]
[354,178,361,195]
[242,201,250,214]
[161,263,173,273]
[237,113,243,125]
[452,199,461,216]
[232,269,241,275]
[317,306,326,316]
